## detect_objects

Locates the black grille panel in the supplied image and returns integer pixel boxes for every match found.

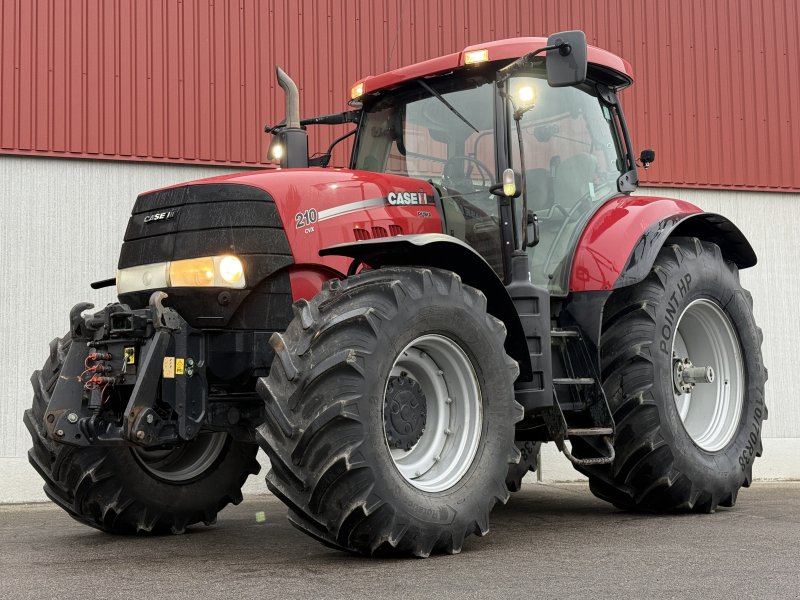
[118,183,291,268]
[117,182,295,330]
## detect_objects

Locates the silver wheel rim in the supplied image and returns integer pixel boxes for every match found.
[671,299,744,451]
[383,334,483,493]
[133,432,227,482]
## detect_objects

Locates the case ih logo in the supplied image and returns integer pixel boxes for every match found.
[143,210,177,224]
[387,191,428,206]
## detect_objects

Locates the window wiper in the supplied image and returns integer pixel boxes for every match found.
[417,79,479,134]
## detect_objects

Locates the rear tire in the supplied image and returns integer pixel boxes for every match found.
[24,333,260,534]
[575,238,767,512]
[257,267,522,556]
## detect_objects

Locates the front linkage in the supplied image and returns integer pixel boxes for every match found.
[44,292,262,449]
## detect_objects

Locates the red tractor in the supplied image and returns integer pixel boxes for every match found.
[26,32,766,557]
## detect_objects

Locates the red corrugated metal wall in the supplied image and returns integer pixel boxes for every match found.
[1,0,797,191]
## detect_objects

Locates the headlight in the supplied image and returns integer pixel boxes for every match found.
[116,263,170,294]
[218,255,244,284]
[116,255,246,294]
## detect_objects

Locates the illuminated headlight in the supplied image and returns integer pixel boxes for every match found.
[116,255,246,294]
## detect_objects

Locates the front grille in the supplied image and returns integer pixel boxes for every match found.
[119,183,292,269]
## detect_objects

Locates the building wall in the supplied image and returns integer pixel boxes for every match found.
[0,156,244,501]
[1,0,799,191]
[1,156,797,501]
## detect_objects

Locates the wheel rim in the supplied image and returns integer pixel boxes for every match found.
[133,432,227,483]
[383,334,483,493]
[671,299,744,451]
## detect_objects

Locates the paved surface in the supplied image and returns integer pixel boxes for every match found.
[1,482,798,599]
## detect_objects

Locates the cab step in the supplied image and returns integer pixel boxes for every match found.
[566,427,614,436]
[553,377,595,386]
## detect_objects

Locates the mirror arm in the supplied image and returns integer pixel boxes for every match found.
[497,43,562,84]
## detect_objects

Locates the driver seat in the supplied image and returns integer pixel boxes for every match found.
[527,153,598,291]
[554,153,598,211]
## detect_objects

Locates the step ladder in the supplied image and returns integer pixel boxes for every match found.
[545,327,616,467]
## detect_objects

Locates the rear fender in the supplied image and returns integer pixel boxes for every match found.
[615,212,757,289]
[570,195,757,292]
[319,234,531,378]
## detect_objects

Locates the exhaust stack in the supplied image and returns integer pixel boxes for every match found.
[276,67,301,129]
[272,67,308,168]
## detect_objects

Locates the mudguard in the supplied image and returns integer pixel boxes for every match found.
[319,234,531,379]
[569,195,757,292]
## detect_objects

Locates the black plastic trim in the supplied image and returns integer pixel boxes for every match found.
[320,234,530,377]
[615,212,757,290]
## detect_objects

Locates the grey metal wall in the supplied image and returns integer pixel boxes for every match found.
[0,156,245,501]
[1,156,797,501]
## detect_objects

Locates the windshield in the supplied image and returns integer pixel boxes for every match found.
[508,73,625,294]
[353,74,505,274]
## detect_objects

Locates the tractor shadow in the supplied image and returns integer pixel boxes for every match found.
[54,483,725,567]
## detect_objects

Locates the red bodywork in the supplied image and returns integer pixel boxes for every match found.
[569,195,702,292]
[138,39,697,302]
[155,169,703,300]
[354,37,633,97]
[176,168,443,300]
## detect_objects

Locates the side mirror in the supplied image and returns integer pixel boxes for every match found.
[639,149,656,169]
[546,30,588,88]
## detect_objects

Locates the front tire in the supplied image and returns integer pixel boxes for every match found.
[257,267,522,556]
[576,238,767,512]
[24,333,260,534]
[506,441,541,492]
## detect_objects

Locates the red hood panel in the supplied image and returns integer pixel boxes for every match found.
[147,167,443,276]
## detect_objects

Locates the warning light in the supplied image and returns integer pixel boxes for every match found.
[350,81,365,100]
[464,49,489,65]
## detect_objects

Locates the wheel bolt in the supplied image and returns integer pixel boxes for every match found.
[445,397,453,404]
[67,412,78,423]
[54,429,64,437]
[437,370,444,376]
[146,414,154,424]
[136,430,146,440]
[444,428,452,435]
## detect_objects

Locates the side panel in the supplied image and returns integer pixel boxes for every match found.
[569,195,702,292]
[288,265,344,302]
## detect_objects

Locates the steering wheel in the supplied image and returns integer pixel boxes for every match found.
[441,155,494,190]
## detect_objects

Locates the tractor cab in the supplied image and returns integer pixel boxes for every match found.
[281,33,638,294]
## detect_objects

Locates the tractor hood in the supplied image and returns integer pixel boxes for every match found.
[122,167,443,291]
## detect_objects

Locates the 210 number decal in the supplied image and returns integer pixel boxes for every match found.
[295,208,318,229]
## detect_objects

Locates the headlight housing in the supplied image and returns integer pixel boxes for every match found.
[116,255,246,294]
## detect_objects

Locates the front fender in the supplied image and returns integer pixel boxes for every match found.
[319,234,530,378]
[569,195,757,292]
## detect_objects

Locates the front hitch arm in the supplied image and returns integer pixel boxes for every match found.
[44,292,198,448]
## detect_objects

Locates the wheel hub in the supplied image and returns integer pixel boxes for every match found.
[671,299,744,451]
[672,357,715,395]
[384,374,427,451]
[382,334,483,493]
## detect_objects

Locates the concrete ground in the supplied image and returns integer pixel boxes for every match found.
[0,483,797,600]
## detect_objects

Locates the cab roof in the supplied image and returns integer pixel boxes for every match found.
[352,37,634,99]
